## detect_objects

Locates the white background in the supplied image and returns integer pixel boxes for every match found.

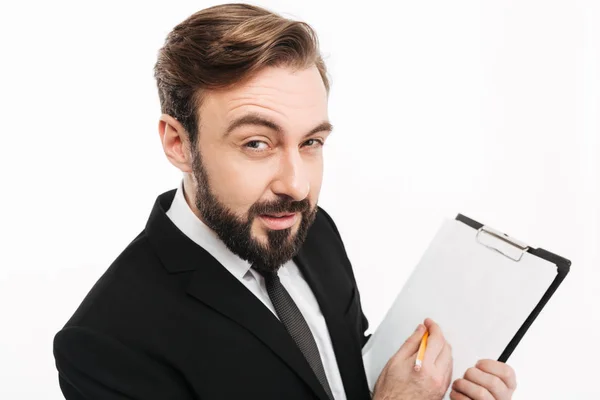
[0,0,598,399]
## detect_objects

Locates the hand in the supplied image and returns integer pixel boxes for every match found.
[450,359,517,400]
[373,318,453,400]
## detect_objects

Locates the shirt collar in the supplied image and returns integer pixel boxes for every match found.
[165,180,254,281]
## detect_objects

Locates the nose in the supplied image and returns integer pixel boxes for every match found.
[270,149,310,202]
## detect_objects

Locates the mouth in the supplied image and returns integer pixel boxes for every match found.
[258,212,298,230]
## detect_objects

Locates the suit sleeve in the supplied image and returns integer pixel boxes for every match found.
[53,326,195,400]
[318,207,372,348]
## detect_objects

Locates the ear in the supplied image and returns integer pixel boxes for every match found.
[158,114,193,173]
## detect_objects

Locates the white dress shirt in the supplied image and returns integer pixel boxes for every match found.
[166,181,347,400]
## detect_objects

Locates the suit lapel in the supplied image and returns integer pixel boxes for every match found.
[294,239,371,400]
[145,190,330,400]
[186,265,330,400]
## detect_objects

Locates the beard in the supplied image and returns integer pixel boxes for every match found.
[190,150,317,273]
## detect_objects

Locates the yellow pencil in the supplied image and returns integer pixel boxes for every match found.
[414,330,429,371]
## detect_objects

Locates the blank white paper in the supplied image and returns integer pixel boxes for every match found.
[362,219,557,398]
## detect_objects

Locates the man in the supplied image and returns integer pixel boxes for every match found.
[53,4,517,400]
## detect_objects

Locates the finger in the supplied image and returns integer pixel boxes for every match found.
[449,389,470,400]
[462,366,510,399]
[475,359,517,390]
[422,318,446,365]
[397,324,427,360]
[452,378,494,400]
[437,342,453,389]
[435,341,452,368]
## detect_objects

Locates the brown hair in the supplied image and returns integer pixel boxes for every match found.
[154,3,329,146]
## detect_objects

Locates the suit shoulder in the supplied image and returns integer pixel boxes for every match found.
[60,230,165,330]
[302,206,350,265]
[312,206,346,248]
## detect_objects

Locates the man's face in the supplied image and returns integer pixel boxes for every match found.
[190,65,330,271]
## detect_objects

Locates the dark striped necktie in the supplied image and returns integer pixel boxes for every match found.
[252,265,334,400]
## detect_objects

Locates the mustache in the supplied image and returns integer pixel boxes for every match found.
[249,198,311,216]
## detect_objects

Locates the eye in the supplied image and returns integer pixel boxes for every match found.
[244,140,269,151]
[303,138,324,148]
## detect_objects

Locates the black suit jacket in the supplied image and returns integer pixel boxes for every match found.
[53,189,372,400]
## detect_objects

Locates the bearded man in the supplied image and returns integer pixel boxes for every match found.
[53,4,517,400]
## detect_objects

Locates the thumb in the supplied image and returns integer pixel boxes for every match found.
[397,324,426,360]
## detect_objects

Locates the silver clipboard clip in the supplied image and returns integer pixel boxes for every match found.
[476,225,530,262]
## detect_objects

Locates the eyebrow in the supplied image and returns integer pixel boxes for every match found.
[224,113,333,139]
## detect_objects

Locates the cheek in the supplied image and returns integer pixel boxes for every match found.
[204,154,273,212]
[308,158,324,205]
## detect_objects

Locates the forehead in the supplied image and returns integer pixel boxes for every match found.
[201,66,328,132]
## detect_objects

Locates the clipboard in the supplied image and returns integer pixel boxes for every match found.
[454,214,571,362]
[361,214,571,396]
